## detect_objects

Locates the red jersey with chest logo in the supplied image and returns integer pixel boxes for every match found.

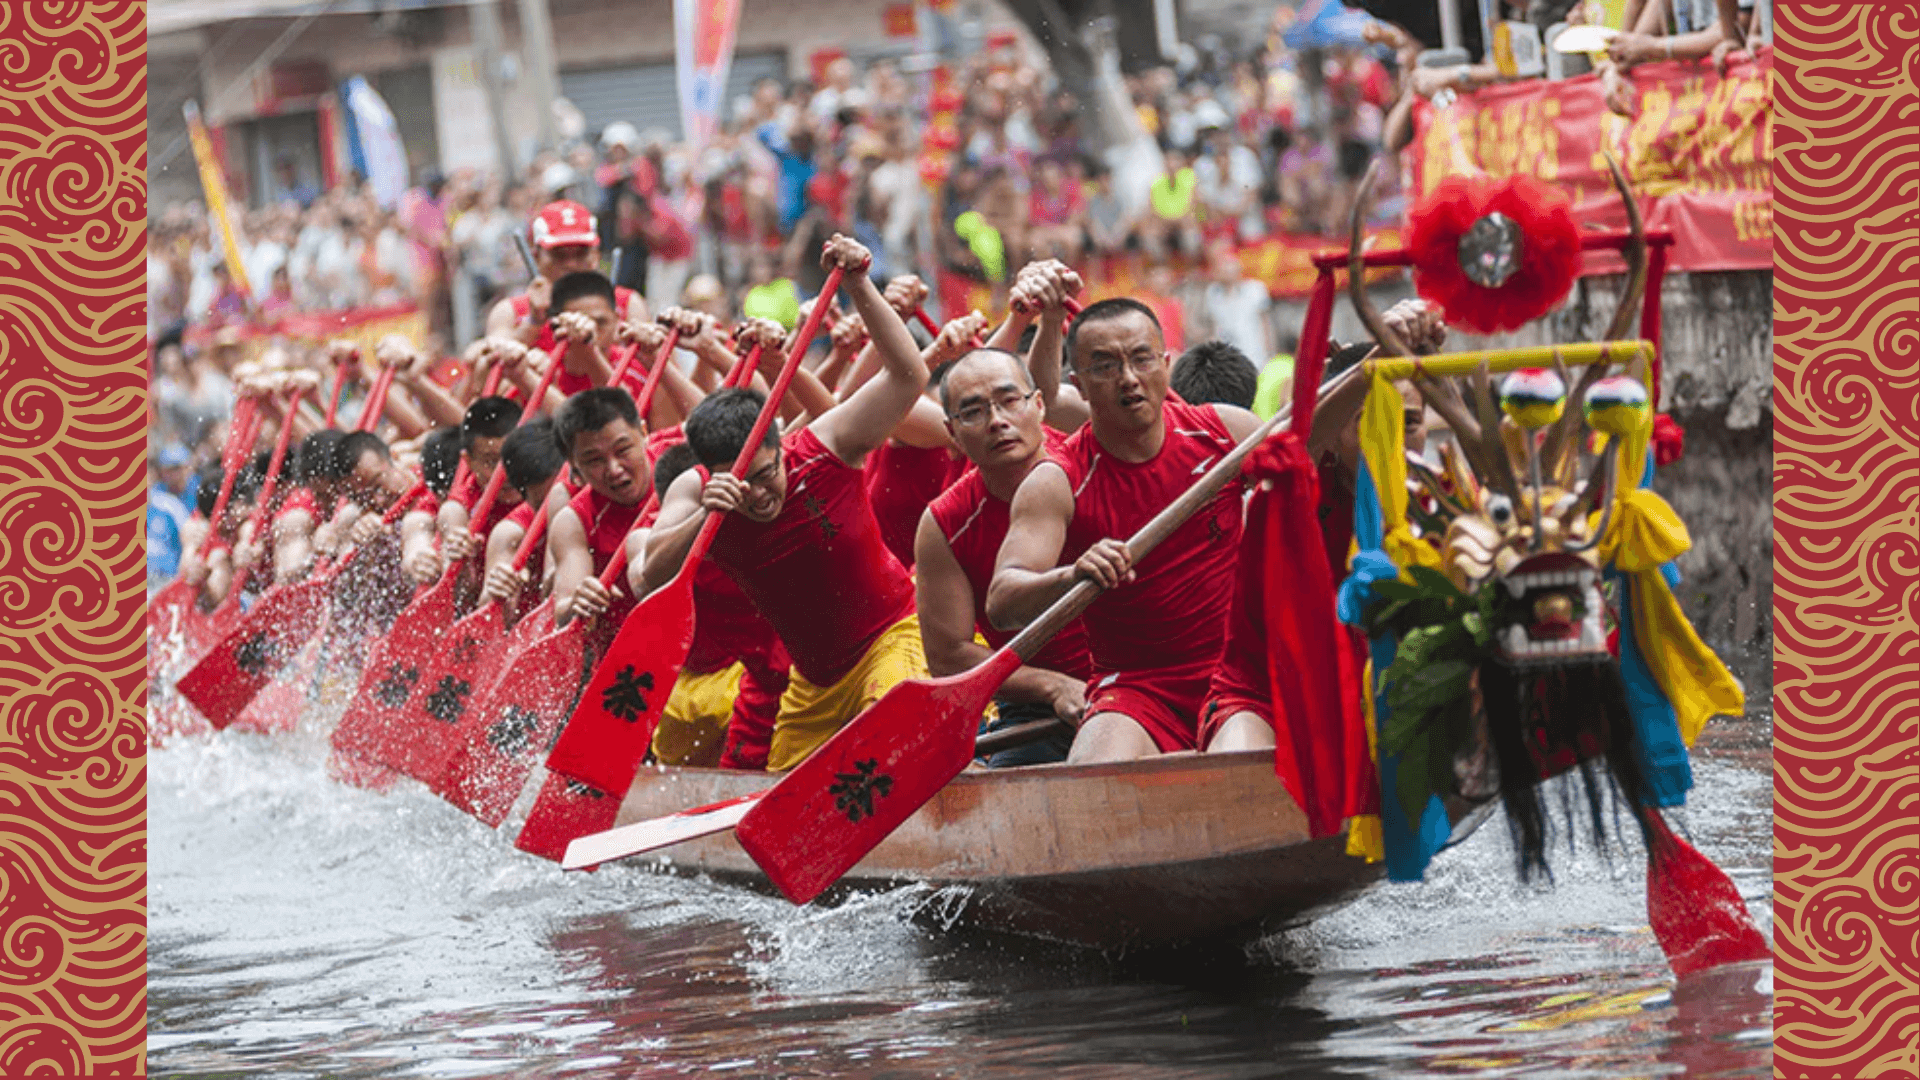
[865,439,968,570]
[707,427,915,688]
[928,428,1092,680]
[1052,399,1243,674]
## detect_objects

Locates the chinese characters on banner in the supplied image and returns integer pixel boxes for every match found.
[1411,47,1773,272]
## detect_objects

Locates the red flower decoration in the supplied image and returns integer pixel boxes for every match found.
[1651,412,1685,466]
[1406,174,1582,334]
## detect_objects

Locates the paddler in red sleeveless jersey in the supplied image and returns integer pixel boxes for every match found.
[627,441,791,770]
[988,298,1264,763]
[485,200,646,350]
[477,416,571,620]
[917,345,1090,767]
[640,235,930,772]
[547,387,655,647]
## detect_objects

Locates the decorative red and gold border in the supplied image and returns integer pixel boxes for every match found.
[0,3,149,1074]
[1770,4,1920,1074]
[0,3,1912,1073]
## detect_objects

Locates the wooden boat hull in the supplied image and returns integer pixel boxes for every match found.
[615,749,1385,949]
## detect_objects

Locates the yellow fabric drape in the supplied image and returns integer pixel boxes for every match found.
[1359,372,1445,575]
[1346,657,1385,862]
[1596,488,1745,745]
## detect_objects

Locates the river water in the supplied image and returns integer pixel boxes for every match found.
[149,691,1773,1079]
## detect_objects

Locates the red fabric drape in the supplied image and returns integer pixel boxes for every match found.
[1242,432,1379,836]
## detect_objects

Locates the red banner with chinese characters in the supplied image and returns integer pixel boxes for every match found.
[1410,46,1773,273]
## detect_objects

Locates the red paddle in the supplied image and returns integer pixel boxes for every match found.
[176,482,427,729]
[357,364,396,432]
[729,386,1320,903]
[330,348,571,769]
[151,396,260,644]
[433,542,633,831]
[1645,809,1770,976]
[518,290,844,863]
[325,353,353,427]
[510,338,780,862]
[407,505,556,794]
[542,268,845,797]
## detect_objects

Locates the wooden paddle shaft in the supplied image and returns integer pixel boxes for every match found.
[1002,364,1359,665]
[974,718,1071,756]
[512,232,538,278]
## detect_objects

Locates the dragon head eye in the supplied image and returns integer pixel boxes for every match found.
[1486,493,1515,529]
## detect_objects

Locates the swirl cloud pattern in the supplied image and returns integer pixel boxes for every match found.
[1771,4,1920,1075]
[0,3,146,1073]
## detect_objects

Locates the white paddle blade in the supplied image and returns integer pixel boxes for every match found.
[559,791,765,870]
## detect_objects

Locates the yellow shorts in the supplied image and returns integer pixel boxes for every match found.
[651,663,744,768]
[766,614,928,772]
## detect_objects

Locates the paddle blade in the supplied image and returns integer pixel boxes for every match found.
[1645,812,1770,978]
[148,579,194,637]
[514,771,626,863]
[228,633,322,734]
[329,575,463,778]
[734,654,1016,904]
[562,791,764,870]
[383,604,509,785]
[434,622,589,826]
[542,580,696,795]
[175,577,331,729]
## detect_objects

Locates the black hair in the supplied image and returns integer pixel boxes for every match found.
[553,386,640,458]
[550,270,616,313]
[651,441,701,493]
[194,462,226,517]
[1170,340,1257,410]
[935,348,1034,410]
[1063,297,1162,370]
[1325,340,1376,380]
[461,395,523,453]
[294,430,347,485]
[502,417,566,493]
[421,426,463,497]
[684,388,780,470]
[337,431,391,474]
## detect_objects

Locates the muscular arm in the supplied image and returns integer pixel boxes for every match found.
[486,294,544,347]
[271,510,315,583]
[638,468,708,595]
[1212,402,1264,443]
[397,368,466,428]
[810,270,931,467]
[202,548,233,606]
[399,508,440,584]
[623,526,652,599]
[985,464,1078,631]
[915,511,1085,714]
[548,505,595,627]
[484,515,524,583]
[1025,308,1088,432]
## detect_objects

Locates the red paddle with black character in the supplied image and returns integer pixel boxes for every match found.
[176,478,427,729]
[330,351,568,773]
[515,272,847,861]
[541,275,842,789]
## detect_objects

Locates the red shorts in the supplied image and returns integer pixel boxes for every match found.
[1084,663,1213,752]
[1197,661,1274,748]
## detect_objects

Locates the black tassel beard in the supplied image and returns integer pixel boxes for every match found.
[1478,659,1655,882]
